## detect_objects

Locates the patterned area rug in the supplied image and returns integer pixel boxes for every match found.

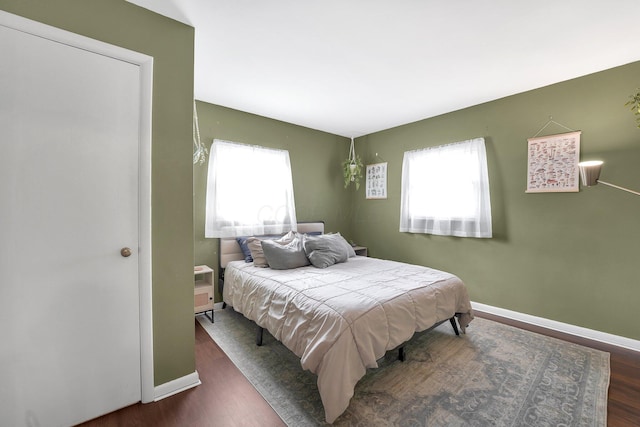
[198,309,609,426]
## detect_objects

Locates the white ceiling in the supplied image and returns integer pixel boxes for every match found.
[127,0,640,138]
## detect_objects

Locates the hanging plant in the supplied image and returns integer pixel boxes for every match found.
[343,137,363,190]
[343,155,363,189]
[625,89,640,128]
[193,100,208,165]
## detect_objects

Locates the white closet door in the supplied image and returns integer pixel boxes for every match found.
[0,21,142,427]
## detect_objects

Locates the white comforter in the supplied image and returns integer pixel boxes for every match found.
[223,256,474,423]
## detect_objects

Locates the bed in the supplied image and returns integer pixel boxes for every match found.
[219,222,474,423]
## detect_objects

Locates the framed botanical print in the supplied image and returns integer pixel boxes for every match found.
[526,131,581,193]
[366,162,387,199]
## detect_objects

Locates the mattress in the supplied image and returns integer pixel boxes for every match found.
[223,255,474,423]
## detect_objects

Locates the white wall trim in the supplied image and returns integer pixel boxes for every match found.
[154,371,201,401]
[136,43,155,406]
[472,301,640,352]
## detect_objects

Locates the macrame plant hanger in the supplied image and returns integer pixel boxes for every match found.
[348,137,357,179]
[193,100,208,165]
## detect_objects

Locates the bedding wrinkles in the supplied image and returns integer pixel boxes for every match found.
[223,256,473,423]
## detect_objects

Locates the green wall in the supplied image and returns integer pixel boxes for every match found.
[193,103,354,301]
[1,1,197,385]
[352,62,640,340]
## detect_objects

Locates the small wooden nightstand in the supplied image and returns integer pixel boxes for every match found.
[194,265,214,322]
[352,246,368,257]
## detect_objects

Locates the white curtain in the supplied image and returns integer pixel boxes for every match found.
[399,137,492,238]
[205,140,297,238]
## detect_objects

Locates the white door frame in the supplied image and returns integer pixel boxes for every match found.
[0,10,155,403]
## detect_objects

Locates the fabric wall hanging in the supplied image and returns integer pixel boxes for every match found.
[526,130,581,193]
[366,162,387,199]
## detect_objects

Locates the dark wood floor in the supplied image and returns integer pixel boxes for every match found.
[81,311,640,427]
[79,317,285,427]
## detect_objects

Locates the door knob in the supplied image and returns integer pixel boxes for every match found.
[121,247,132,257]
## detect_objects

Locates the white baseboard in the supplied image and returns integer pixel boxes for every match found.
[472,301,640,353]
[153,371,201,401]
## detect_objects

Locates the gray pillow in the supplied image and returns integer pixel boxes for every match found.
[303,233,354,268]
[261,237,310,270]
[247,230,296,267]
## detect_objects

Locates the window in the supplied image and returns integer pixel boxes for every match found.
[205,140,297,238]
[399,137,492,238]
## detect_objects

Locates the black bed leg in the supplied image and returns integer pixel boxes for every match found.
[398,346,405,362]
[449,317,460,336]
[256,326,264,346]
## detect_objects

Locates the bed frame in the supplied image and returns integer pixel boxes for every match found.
[218,220,461,362]
[255,315,459,361]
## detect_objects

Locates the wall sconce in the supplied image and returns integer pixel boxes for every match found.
[578,160,640,196]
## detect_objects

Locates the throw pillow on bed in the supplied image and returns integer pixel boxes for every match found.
[261,236,310,270]
[303,232,355,268]
[236,236,255,262]
[237,233,285,263]
[247,230,296,267]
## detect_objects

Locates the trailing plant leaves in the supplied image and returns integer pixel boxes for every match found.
[343,155,363,190]
[625,89,640,128]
